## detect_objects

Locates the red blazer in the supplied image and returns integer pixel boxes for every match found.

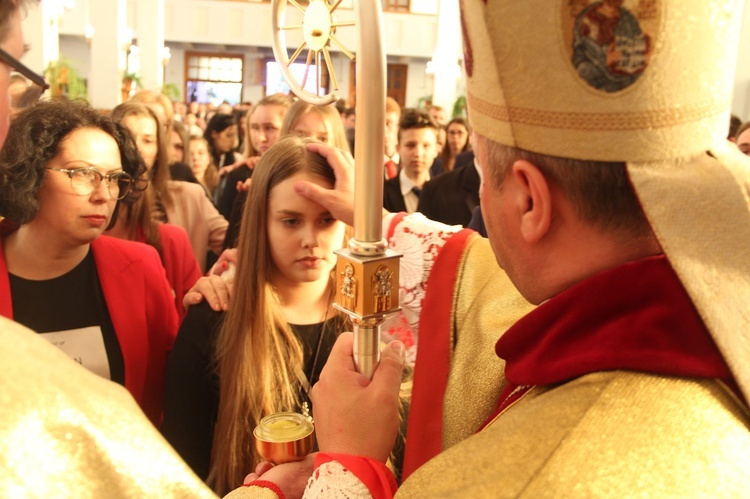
[152,223,202,317]
[0,234,179,426]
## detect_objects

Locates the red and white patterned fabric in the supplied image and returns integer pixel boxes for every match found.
[379,212,461,364]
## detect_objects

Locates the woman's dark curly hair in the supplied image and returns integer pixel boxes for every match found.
[0,99,146,226]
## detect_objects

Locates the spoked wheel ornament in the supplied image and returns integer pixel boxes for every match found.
[271,0,355,105]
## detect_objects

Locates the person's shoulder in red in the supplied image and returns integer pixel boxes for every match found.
[91,234,179,336]
[157,223,202,317]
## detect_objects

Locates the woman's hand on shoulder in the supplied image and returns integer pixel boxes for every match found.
[211,248,238,274]
[183,249,237,311]
[183,275,233,312]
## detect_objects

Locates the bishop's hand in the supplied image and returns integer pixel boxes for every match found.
[296,143,356,227]
[311,333,405,462]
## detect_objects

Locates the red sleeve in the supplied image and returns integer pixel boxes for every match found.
[142,243,180,344]
[314,453,397,499]
[0,226,13,319]
[93,237,179,426]
[158,224,202,317]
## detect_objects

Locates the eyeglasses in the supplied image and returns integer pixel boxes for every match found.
[0,47,49,91]
[47,167,134,200]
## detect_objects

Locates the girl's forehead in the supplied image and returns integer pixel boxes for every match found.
[124,114,157,131]
[269,172,332,199]
[296,111,325,126]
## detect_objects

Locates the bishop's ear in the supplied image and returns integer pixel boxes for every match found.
[511,159,552,244]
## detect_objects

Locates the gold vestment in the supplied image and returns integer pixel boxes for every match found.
[0,316,216,498]
[401,239,750,497]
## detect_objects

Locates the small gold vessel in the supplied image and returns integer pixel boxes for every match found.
[253,412,316,464]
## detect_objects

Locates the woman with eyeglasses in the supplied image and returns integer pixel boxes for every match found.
[0,99,179,426]
[436,117,471,175]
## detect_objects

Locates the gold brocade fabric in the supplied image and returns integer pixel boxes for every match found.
[401,238,750,496]
[0,317,217,498]
[628,143,750,401]
[223,487,279,499]
[400,372,750,498]
[441,237,534,450]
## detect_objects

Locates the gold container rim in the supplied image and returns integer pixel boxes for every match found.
[253,412,314,443]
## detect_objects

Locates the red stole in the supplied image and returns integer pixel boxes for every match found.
[401,227,477,479]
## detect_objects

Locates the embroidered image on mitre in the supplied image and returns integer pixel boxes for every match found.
[460,0,750,402]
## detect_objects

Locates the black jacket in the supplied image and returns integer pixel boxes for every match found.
[417,158,480,227]
[383,176,408,213]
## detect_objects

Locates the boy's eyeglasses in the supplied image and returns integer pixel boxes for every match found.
[0,47,49,91]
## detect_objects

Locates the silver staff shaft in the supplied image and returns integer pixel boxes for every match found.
[353,318,381,380]
[352,0,387,247]
[348,0,389,378]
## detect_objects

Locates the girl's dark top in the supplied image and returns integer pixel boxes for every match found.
[161,300,345,480]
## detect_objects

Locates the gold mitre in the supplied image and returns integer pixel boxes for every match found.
[461,0,750,403]
[461,0,740,162]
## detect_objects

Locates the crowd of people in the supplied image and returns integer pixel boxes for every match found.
[1,0,749,497]
[1,23,428,493]
[126,89,481,239]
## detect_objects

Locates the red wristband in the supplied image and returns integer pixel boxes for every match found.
[243,479,286,499]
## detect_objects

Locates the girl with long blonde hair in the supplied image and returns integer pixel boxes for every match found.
[162,136,350,494]
[281,100,350,152]
[222,99,350,249]
[217,93,292,223]
[109,103,228,272]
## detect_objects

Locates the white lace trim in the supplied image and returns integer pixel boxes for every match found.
[380,213,461,364]
[303,461,372,498]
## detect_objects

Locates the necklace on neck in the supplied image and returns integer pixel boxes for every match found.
[298,280,335,417]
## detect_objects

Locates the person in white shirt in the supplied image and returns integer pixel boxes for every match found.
[382,109,439,214]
